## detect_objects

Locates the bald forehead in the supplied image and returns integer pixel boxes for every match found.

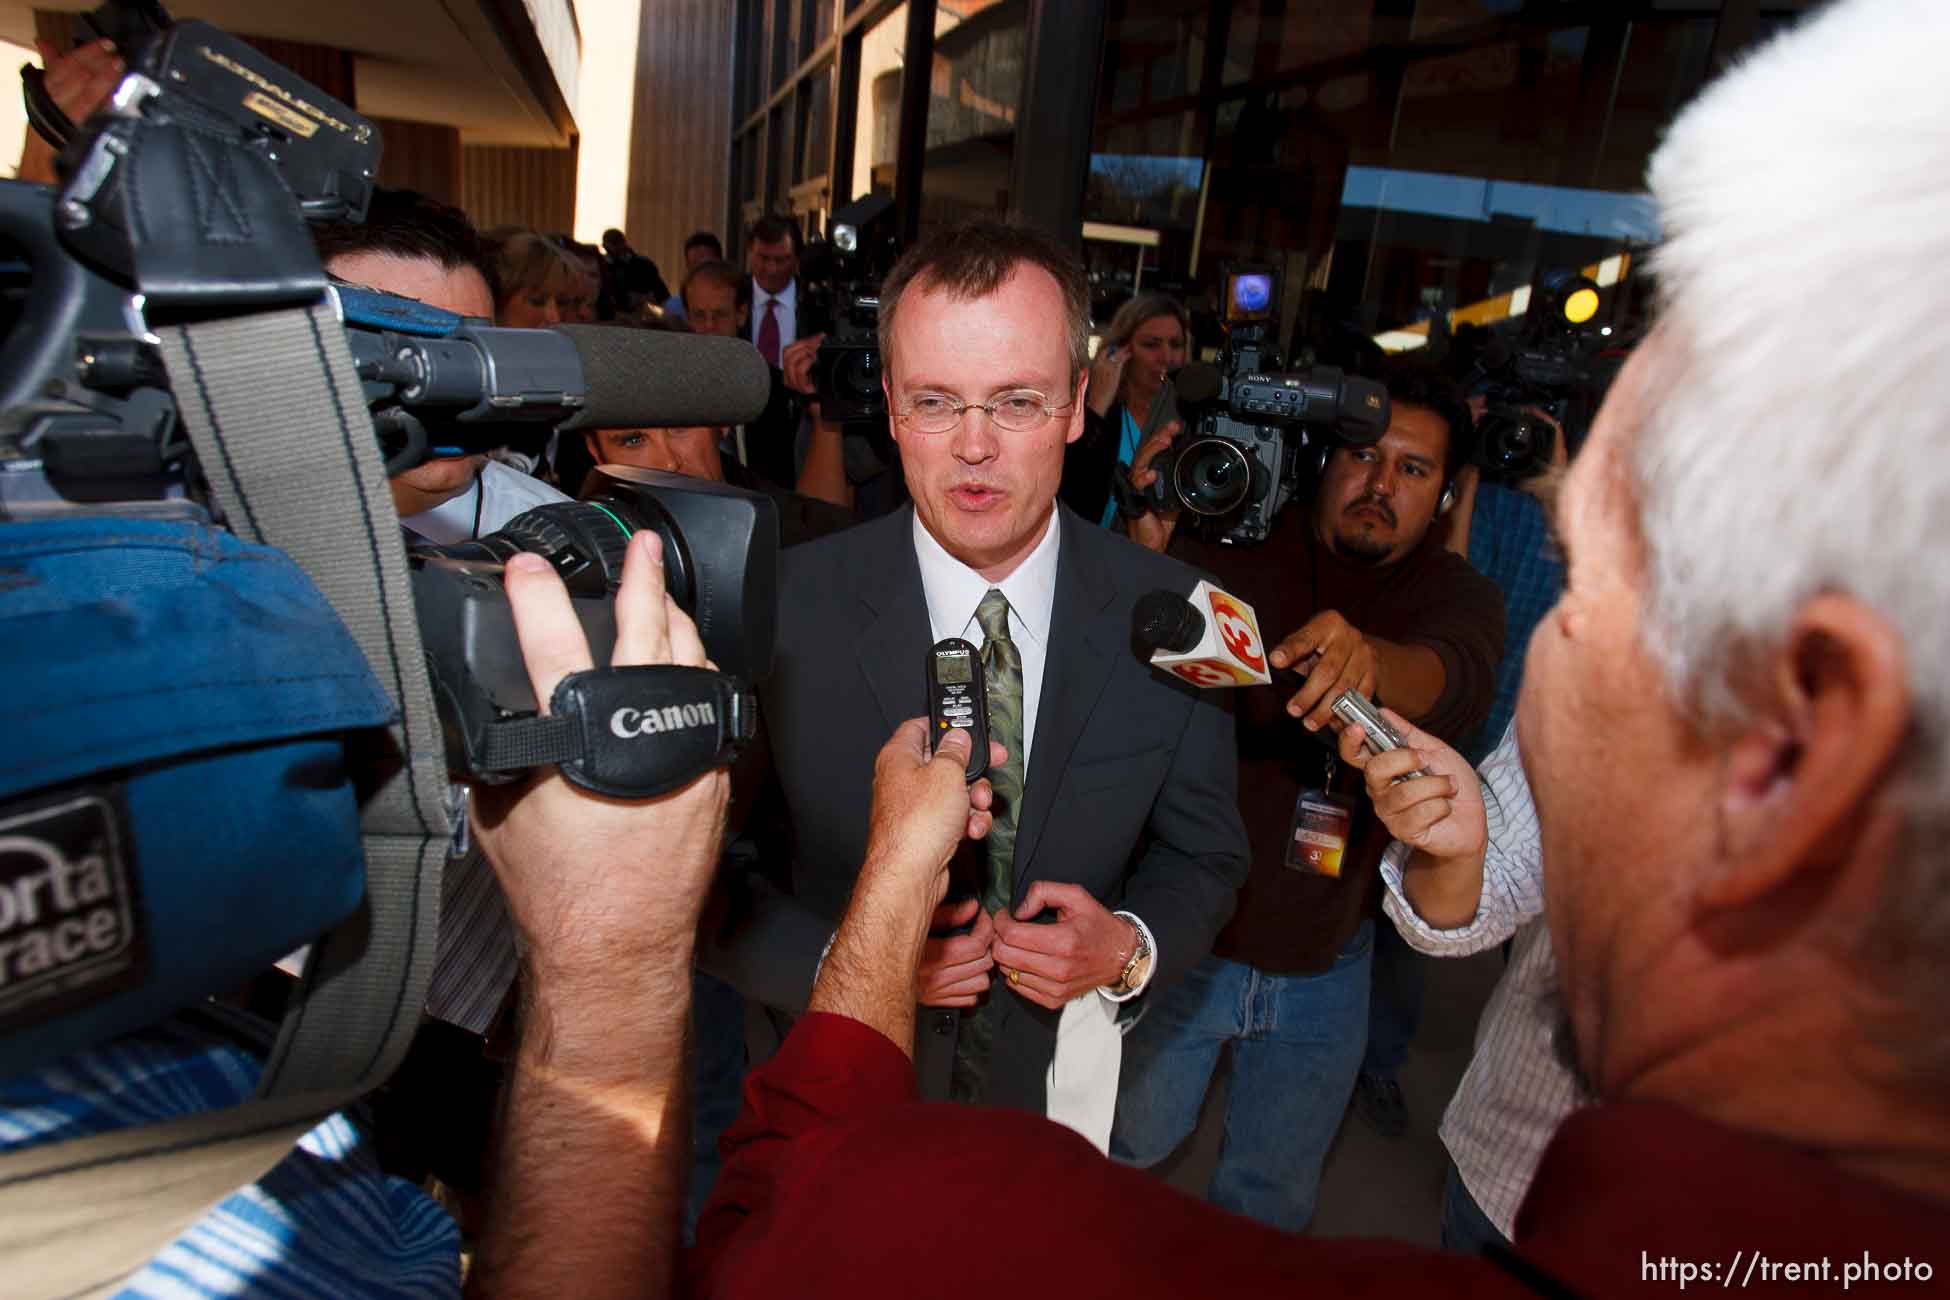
[888,263,1072,386]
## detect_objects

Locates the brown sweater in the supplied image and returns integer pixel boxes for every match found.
[1171,510,1505,973]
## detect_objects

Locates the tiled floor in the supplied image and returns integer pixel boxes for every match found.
[1153,945,1507,1245]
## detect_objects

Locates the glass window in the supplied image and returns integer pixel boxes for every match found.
[1389,30,1590,184]
[1101,1,1211,115]
[1592,17,1715,192]
[812,0,836,50]
[737,0,766,120]
[852,3,907,201]
[1411,0,1530,41]
[762,1,780,101]
[1221,0,1378,86]
[770,0,793,92]
[766,106,787,211]
[798,64,834,182]
[918,0,1029,232]
[737,130,761,210]
[1082,0,1733,424]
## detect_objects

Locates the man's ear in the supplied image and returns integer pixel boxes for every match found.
[1064,368,1090,447]
[883,371,904,448]
[583,433,603,463]
[1703,593,1909,910]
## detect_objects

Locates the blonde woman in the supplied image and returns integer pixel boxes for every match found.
[1062,292,1190,526]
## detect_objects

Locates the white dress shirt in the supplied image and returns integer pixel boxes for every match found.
[910,508,1150,1152]
[402,459,567,545]
[749,277,799,354]
[1377,722,1591,1239]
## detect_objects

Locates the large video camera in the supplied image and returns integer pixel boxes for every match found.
[799,193,900,427]
[1462,268,1608,482]
[0,9,778,793]
[1116,264,1389,545]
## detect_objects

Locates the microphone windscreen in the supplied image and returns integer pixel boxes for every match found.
[1133,589,1204,653]
[554,325,774,431]
[1172,361,1224,407]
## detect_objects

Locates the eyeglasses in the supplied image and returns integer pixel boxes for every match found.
[896,390,1074,435]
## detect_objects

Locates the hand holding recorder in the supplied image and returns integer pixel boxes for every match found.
[1335,710,1489,930]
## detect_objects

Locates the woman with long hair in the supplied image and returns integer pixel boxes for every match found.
[1063,292,1191,526]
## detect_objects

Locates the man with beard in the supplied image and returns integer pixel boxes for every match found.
[1115,354,1505,1231]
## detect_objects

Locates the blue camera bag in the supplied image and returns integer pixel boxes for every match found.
[0,516,395,1077]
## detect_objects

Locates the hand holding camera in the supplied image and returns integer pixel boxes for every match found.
[782,332,824,398]
[471,530,731,985]
[1124,421,1182,553]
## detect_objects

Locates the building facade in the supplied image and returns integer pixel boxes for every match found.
[731,0,1818,363]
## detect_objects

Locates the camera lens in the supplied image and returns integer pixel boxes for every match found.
[838,346,881,400]
[1171,438,1254,516]
[416,498,695,609]
[1474,408,1554,480]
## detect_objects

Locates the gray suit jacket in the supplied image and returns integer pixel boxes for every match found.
[714,505,1250,1111]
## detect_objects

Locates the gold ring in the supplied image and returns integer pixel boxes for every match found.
[1004,967,1020,986]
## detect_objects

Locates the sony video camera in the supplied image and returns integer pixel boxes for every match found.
[0,6,777,793]
[1116,264,1389,545]
[1462,268,1610,482]
[799,193,900,426]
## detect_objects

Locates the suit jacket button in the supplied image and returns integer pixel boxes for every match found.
[930,1010,955,1035]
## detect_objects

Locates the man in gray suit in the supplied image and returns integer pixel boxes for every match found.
[732,220,1250,1129]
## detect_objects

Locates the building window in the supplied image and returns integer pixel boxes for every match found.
[917,0,1029,233]
[852,3,908,202]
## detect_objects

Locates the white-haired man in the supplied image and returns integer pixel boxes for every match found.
[664,1,1950,1293]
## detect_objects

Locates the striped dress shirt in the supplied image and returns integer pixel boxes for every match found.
[0,1011,459,1297]
[1377,722,1592,1240]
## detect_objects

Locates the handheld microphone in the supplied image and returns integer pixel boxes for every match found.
[1133,581,1273,688]
[1133,584,1430,781]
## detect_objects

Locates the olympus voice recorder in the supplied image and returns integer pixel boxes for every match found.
[1329,690,1432,785]
[927,638,990,783]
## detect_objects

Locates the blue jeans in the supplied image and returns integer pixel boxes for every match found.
[1442,1158,1513,1256]
[1111,922,1373,1233]
[1363,917,1426,1078]
[684,970,748,1243]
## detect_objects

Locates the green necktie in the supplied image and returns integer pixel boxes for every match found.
[950,588,1026,1102]
[974,588,1025,913]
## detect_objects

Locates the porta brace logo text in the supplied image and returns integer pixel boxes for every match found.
[610,701,718,739]
[0,833,128,993]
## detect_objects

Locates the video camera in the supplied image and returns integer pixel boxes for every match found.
[1462,268,1607,482]
[0,5,779,793]
[799,193,900,427]
[1116,264,1389,545]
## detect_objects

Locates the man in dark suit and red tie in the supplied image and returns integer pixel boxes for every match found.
[739,216,829,491]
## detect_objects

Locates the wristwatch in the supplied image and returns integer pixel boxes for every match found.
[1108,913,1153,997]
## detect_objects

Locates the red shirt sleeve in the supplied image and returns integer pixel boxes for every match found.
[687,1013,914,1289]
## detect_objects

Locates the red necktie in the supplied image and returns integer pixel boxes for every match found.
[757,299,781,367]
